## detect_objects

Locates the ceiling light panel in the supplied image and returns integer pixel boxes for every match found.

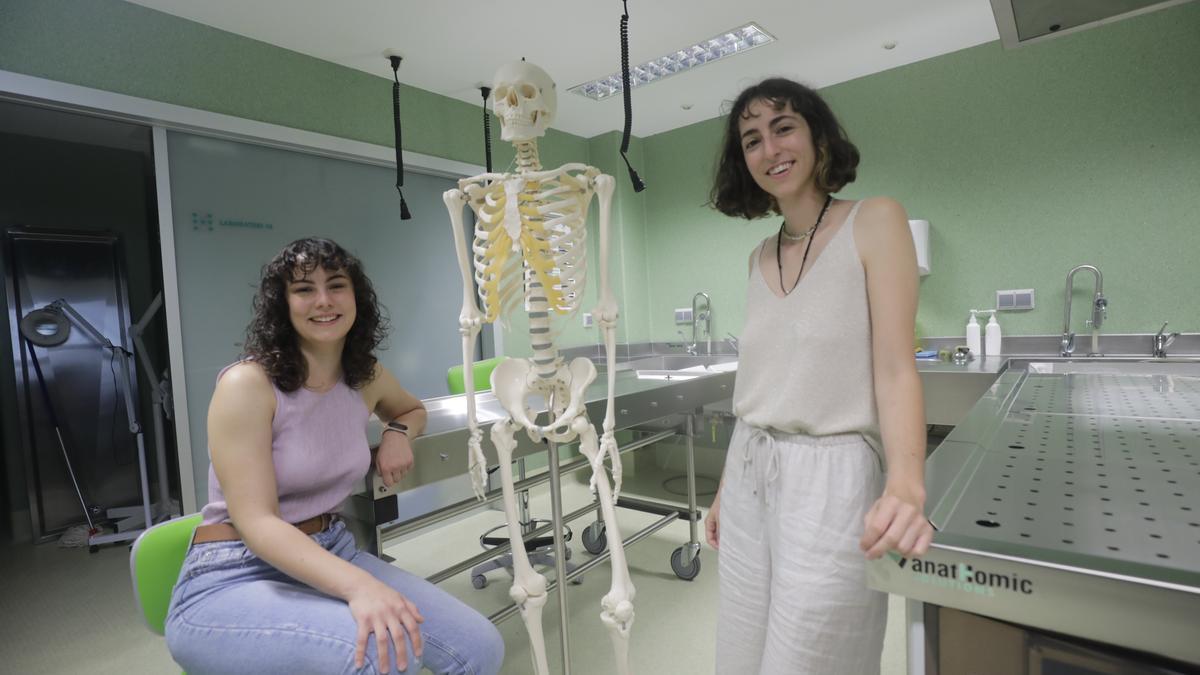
[568,22,775,101]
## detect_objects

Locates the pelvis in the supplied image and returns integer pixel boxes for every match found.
[490,356,597,438]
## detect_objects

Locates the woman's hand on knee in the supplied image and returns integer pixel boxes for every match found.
[348,581,425,672]
[705,493,721,550]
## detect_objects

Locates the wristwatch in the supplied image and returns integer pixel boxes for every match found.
[384,421,409,436]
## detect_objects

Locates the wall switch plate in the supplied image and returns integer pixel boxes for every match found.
[996,288,1035,311]
[674,308,693,324]
[582,312,594,328]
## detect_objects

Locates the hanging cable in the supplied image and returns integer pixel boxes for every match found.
[619,0,646,192]
[390,55,412,220]
[480,86,493,173]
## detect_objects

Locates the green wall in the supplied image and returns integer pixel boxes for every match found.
[0,0,622,362]
[4,0,1197,347]
[587,132,652,346]
[643,2,1200,340]
[0,0,587,178]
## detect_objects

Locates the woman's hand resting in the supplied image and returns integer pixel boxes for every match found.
[860,483,933,560]
[705,492,721,550]
[347,579,425,672]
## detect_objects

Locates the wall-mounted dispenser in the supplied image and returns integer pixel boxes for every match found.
[909,219,931,276]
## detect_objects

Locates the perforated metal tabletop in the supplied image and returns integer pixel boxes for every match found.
[868,366,1200,666]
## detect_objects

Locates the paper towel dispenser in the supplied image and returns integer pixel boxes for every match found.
[909,219,931,276]
[989,0,1195,48]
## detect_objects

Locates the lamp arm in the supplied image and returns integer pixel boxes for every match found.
[48,300,141,434]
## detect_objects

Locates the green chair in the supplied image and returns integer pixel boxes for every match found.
[446,356,503,395]
[129,513,203,637]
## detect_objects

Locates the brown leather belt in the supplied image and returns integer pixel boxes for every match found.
[192,513,336,545]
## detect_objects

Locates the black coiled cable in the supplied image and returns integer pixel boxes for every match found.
[390,56,412,220]
[619,0,646,192]
[481,86,493,173]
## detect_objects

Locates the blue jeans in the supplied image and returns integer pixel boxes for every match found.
[165,520,504,674]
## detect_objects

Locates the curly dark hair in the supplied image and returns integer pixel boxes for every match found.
[709,78,860,219]
[242,238,388,392]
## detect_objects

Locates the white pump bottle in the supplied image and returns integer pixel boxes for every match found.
[966,310,981,357]
[984,310,1002,356]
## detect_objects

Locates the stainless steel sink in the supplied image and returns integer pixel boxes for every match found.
[627,354,734,370]
[595,354,736,373]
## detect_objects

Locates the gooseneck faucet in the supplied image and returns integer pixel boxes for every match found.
[692,292,712,355]
[1061,264,1107,357]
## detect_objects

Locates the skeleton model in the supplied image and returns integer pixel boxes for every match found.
[443,61,634,675]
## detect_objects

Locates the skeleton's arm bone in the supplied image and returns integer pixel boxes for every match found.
[593,173,619,430]
[443,188,488,497]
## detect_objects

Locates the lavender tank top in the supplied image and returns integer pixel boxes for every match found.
[200,363,372,526]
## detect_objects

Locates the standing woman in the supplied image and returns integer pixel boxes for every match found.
[165,238,504,675]
[704,79,933,673]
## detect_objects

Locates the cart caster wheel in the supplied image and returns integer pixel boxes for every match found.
[88,545,99,554]
[670,547,701,581]
[471,574,488,590]
[581,522,607,555]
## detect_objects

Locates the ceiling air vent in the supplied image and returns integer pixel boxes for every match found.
[989,0,1196,48]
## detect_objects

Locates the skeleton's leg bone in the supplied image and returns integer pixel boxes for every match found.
[490,419,551,675]
[573,416,636,675]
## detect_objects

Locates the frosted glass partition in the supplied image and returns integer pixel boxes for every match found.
[166,131,475,500]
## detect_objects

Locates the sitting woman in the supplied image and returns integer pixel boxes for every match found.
[166,237,504,674]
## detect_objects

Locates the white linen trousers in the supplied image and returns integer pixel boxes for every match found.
[715,421,887,674]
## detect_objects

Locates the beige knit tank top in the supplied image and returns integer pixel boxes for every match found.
[732,200,882,458]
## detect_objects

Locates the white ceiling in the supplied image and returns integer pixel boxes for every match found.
[123,0,1001,139]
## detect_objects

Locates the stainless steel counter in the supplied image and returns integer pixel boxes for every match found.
[915,356,1009,426]
[365,353,1008,501]
[361,352,1200,501]
[867,360,1200,666]
[363,356,736,503]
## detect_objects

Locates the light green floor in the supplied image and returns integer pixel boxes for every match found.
[384,479,908,674]
[0,479,908,674]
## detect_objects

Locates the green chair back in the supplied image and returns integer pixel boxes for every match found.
[129,513,203,636]
[447,356,503,395]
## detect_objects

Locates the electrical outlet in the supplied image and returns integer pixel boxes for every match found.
[674,308,693,324]
[582,312,594,328]
[996,289,1035,311]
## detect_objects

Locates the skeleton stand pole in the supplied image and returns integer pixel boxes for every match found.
[546,434,572,674]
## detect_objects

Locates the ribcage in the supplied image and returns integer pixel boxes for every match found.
[467,175,592,332]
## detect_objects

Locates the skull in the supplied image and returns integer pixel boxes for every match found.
[492,61,556,143]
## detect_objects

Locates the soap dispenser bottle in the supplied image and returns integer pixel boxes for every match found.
[985,310,1002,356]
[966,310,981,357]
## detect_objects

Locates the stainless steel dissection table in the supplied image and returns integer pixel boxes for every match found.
[869,363,1200,670]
